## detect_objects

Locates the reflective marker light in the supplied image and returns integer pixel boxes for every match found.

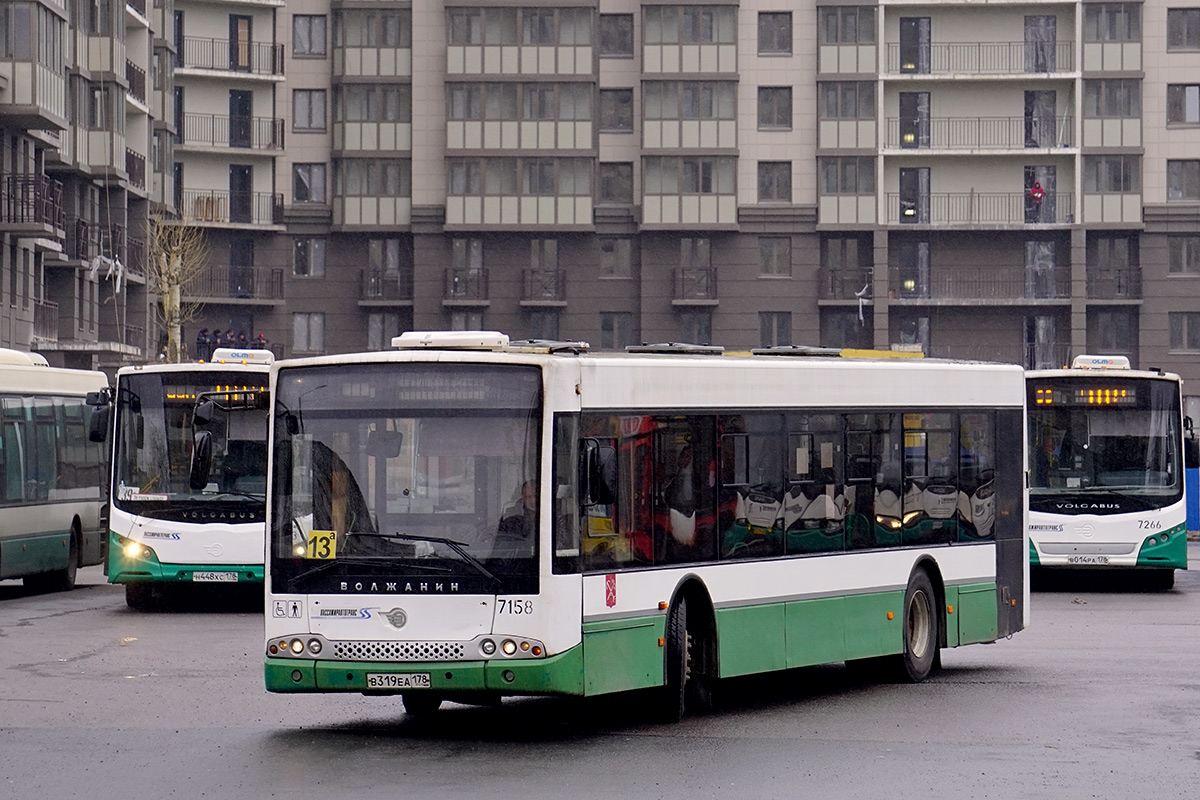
[480,639,496,655]
[307,639,322,655]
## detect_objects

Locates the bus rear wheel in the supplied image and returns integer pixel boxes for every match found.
[24,527,79,593]
[891,568,939,683]
[661,596,700,723]
[402,693,443,716]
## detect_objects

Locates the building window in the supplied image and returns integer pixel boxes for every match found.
[645,82,736,121]
[337,159,412,197]
[821,310,871,349]
[600,312,633,350]
[335,8,412,47]
[293,312,325,353]
[599,89,634,131]
[1083,4,1140,42]
[818,7,876,44]
[819,157,875,194]
[757,87,792,129]
[521,8,591,46]
[338,84,412,123]
[530,238,558,270]
[293,163,326,203]
[367,312,407,351]
[447,9,483,45]
[1083,155,1140,192]
[760,312,791,348]
[758,162,791,203]
[293,15,327,57]
[293,89,326,131]
[599,163,634,205]
[1167,8,1200,50]
[452,237,483,270]
[599,14,633,56]
[644,6,736,45]
[1169,235,1200,274]
[527,309,560,340]
[1094,310,1135,352]
[759,237,791,277]
[898,316,930,353]
[758,12,792,55]
[1167,160,1200,201]
[678,309,713,345]
[293,237,326,277]
[1170,312,1200,351]
[448,84,482,120]
[450,310,484,330]
[1083,79,1140,117]
[599,238,633,278]
[819,82,875,119]
[645,157,736,195]
[1167,84,1200,125]
[681,237,711,269]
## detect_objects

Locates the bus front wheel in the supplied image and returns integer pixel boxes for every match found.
[125,583,155,611]
[892,568,939,683]
[402,693,443,716]
[661,596,694,723]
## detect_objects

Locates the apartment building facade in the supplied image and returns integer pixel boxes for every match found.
[4,1,1200,393]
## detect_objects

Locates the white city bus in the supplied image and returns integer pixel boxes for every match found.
[1027,355,1188,589]
[100,348,272,609]
[0,349,108,591]
[264,332,1028,719]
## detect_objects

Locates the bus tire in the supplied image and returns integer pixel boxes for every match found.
[24,526,79,593]
[1146,569,1175,591]
[661,596,691,723]
[402,693,443,716]
[892,568,939,683]
[125,583,155,611]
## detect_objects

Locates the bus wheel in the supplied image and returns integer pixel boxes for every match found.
[661,596,692,723]
[24,526,79,593]
[402,693,443,716]
[125,583,155,611]
[1146,570,1175,591]
[893,568,939,683]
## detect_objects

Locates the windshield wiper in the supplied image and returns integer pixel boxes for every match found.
[200,489,265,502]
[350,532,501,588]
[290,556,413,585]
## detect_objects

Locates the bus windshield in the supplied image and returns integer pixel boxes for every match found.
[270,363,542,595]
[113,371,269,512]
[1028,378,1181,506]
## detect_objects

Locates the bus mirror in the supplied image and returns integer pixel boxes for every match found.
[583,441,617,506]
[189,430,214,491]
[194,399,216,426]
[85,389,110,406]
[1187,437,1199,470]
[366,429,404,459]
[88,406,109,443]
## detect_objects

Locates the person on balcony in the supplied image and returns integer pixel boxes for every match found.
[1026,180,1046,223]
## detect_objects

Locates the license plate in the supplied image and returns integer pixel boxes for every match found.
[193,571,239,582]
[366,673,431,689]
[1067,555,1109,565]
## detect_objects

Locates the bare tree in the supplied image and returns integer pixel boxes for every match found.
[148,216,208,362]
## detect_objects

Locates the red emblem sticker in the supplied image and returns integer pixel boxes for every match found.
[605,574,617,608]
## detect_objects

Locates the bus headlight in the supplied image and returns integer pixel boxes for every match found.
[123,540,153,559]
[501,639,517,656]
[290,638,304,654]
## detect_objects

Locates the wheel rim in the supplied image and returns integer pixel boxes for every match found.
[907,589,932,660]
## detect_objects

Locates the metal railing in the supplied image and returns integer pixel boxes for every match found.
[521,268,567,302]
[181,189,284,225]
[66,217,99,261]
[126,60,146,104]
[180,113,284,150]
[819,268,873,300]
[360,269,414,301]
[885,116,1073,149]
[886,41,1074,74]
[126,237,147,279]
[1087,268,1141,299]
[180,36,285,76]
[887,191,1073,225]
[888,266,1071,300]
[444,268,488,301]
[100,224,125,263]
[186,265,285,301]
[126,149,146,190]
[1,175,65,229]
[673,267,718,300]
[33,300,59,341]
[127,0,147,16]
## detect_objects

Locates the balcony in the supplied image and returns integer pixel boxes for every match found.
[1087,269,1141,300]
[179,113,284,151]
[126,60,147,105]
[181,189,284,226]
[65,217,100,262]
[0,175,65,234]
[819,268,873,301]
[185,266,285,303]
[888,266,1071,302]
[126,149,146,190]
[887,192,1073,226]
[520,269,567,305]
[33,300,58,342]
[443,268,489,305]
[885,41,1074,75]
[672,267,718,305]
[127,0,147,16]
[359,269,414,302]
[179,37,284,77]
[885,116,1073,150]
[126,237,147,282]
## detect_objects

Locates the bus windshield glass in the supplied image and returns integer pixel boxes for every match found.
[114,371,269,512]
[270,363,542,595]
[1028,378,1182,507]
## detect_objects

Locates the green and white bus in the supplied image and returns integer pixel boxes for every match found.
[1027,355,1187,589]
[99,348,272,609]
[265,332,1028,718]
[0,348,108,591]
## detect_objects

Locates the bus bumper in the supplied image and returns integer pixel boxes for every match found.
[107,530,263,584]
[1030,523,1186,571]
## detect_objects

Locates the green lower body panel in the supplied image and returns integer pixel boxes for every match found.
[581,616,664,695]
[955,582,998,644]
[1136,524,1187,570]
[1029,539,1040,567]
[108,530,263,584]
[0,531,71,580]
[266,645,586,696]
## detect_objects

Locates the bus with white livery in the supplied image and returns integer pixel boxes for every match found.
[1027,354,1188,589]
[265,332,1028,718]
[97,348,272,609]
[0,349,108,591]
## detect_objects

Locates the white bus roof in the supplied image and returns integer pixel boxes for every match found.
[0,354,108,396]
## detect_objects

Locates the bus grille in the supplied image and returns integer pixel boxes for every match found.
[331,640,467,662]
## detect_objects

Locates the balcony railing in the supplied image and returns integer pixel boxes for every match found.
[885,116,1074,150]
[186,266,285,301]
[888,266,1071,301]
[180,113,284,150]
[126,149,146,190]
[100,224,126,263]
[886,41,1074,74]
[1,175,65,229]
[673,267,718,301]
[360,269,414,301]
[930,342,1072,370]
[180,36,284,76]
[66,217,99,261]
[34,300,59,342]
[1087,268,1141,299]
[126,237,147,280]
[181,189,284,225]
[126,60,146,104]
[444,268,488,302]
[127,0,147,16]
[819,268,873,300]
[521,269,567,302]
[887,192,1073,225]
